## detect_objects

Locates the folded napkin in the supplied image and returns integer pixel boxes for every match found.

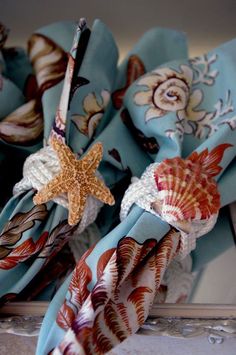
[0,19,187,306]
[0,22,78,207]
[0,21,75,302]
[37,29,236,355]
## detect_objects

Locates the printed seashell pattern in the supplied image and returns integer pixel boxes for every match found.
[0,99,43,145]
[28,33,68,95]
[72,90,110,138]
[134,65,193,122]
[0,32,68,145]
[151,144,232,232]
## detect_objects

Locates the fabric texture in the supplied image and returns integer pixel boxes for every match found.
[0,20,188,305]
[36,21,236,355]
[0,19,235,355]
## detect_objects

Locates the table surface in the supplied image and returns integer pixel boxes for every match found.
[0,333,235,355]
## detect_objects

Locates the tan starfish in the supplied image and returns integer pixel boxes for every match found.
[33,138,115,225]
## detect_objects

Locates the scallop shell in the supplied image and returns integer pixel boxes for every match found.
[151,156,220,230]
[151,143,232,232]
[151,144,232,233]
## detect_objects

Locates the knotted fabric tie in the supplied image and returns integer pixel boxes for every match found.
[120,146,227,258]
[13,144,103,233]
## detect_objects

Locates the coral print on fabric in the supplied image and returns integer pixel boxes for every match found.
[134,53,236,140]
[0,205,48,269]
[54,231,180,354]
[37,221,77,263]
[34,24,236,355]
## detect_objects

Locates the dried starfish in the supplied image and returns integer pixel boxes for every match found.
[33,138,115,225]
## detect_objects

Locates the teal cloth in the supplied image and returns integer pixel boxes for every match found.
[36,23,236,354]
[0,22,76,207]
[0,21,187,303]
[0,18,235,355]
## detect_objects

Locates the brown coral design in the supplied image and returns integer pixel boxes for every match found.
[0,204,48,254]
[55,230,180,354]
[37,220,77,262]
[0,231,48,269]
[56,244,96,330]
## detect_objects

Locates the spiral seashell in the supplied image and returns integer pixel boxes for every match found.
[28,33,68,96]
[153,76,189,112]
[151,144,232,232]
[134,65,193,122]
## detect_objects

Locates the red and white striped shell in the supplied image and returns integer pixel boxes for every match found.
[151,144,232,232]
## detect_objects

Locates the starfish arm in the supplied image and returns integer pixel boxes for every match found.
[50,138,77,169]
[33,174,69,205]
[67,183,87,225]
[88,176,115,205]
[80,142,103,174]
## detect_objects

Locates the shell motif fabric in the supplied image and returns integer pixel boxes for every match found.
[1,17,236,355]
[72,90,110,138]
[134,65,193,121]
[36,23,236,355]
[0,22,187,307]
[0,22,71,208]
[0,23,69,146]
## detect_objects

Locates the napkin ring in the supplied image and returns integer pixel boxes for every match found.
[14,139,114,228]
[121,144,231,258]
